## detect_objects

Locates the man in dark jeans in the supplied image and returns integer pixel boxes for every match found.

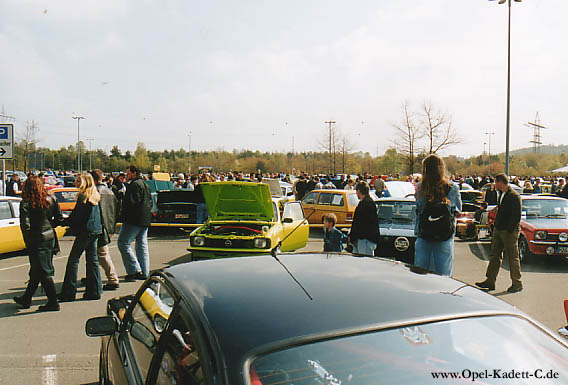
[348,181,379,256]
[476,173,523,293]
[118,165,152,281]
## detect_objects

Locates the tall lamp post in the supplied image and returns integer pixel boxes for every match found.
[188,131,192,174]
[485,132,495,175]
[489,0,522,176]
[72,116,85,172]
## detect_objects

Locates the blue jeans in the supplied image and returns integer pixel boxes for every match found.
[353,239,377,256]
[414,236,454,276]
[196,203,208,224]
[60,233,102,299]
[118,223,149,277]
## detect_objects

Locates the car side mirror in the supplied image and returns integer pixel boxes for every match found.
[282,217,293,224]
[558,327,568,340]
[85,316,118,337]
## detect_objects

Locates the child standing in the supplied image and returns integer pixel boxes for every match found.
[323,213,348,252]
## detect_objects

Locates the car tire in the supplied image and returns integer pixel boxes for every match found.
[518,236,533,264]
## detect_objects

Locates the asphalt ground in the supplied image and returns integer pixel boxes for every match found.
[0,229,567,384]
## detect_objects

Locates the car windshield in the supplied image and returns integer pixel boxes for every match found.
[377,201,416,223]
[522,199,568,218]
[250,316,568,385]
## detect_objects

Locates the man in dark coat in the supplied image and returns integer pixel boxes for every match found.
[117,165,152,281]
[91,169,120,290]
[476,173,523,293]
[348,181,380,256]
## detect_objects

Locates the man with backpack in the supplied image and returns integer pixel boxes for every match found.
[414,155,462,276]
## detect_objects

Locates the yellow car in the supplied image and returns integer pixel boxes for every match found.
[0,196,66,254]
[188,182,309,258]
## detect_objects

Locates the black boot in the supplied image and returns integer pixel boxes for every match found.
[39,277,60,312]
[14,278,40,309]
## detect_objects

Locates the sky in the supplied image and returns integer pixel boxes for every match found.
[0,0,566,158]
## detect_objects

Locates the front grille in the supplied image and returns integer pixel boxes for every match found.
[205,238,255,249]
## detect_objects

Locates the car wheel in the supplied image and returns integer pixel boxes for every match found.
[518,236,533,264]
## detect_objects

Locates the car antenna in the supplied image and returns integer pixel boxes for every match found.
[270,253,313,301]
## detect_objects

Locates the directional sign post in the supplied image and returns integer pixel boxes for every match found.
[0,124,14,195]
[0,124,14,159]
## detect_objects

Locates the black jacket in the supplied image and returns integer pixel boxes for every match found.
[67,195,102,235]
[122,177,152,227]
[349,195,380,244]
[20,195,63,247]
[484,189,498,205]
[494,186,521,232]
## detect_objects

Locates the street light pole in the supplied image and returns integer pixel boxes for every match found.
[72,116,85,172]
[490,0,522,176]
[188,131,192,174]
[86,138,94,170]
[485,132,495,176]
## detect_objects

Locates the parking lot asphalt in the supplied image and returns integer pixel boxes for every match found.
[0,229,567,384]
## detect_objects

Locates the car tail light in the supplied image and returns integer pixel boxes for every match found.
[346,212,353,221]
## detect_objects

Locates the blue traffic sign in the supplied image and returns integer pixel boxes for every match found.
[0,127,7,139]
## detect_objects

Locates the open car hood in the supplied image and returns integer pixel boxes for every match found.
[200,182,274,222]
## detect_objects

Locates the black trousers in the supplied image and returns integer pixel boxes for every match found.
[21,239,58,304]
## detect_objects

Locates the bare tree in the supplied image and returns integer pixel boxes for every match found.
[18,120,39,172]
[420,102,461,154]
[393,102,421,174]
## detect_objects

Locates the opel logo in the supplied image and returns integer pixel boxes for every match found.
[394,237,410,251]
[225,240,232,247]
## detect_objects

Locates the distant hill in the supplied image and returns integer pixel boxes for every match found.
[509,144,568,156]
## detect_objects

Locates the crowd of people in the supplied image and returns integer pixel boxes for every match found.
[13,165,152,311]
[11,159,568,311]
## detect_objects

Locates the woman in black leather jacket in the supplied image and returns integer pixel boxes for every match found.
[14,175,63,311]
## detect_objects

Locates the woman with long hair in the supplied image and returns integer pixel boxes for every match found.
[414,154,462,276]
[14,175,63,311]
[58,173,103,301]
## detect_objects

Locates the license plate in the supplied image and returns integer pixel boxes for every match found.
[175,214,189,219]
[556,246,568,254]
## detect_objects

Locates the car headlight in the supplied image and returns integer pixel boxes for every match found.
[192,236,205,246]
[253,238,270,249]
[559,232,568,242]
[534,231,547,240]
[394,237,410,251]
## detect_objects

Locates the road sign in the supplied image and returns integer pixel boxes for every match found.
[0,124,14,159]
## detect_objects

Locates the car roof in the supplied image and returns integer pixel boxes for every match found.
[376,197,416,203]
[522,195,565,200]
[164,253,522,368]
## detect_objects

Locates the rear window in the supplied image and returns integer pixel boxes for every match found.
[250,316,568,385]
[54,191,78,203]
[347,193,359,207]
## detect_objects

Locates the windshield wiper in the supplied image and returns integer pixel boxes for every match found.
[545,214,567,218]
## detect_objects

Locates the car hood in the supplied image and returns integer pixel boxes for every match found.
[200,182,274,222]
[379,221,416,237]
[524,217,568,229]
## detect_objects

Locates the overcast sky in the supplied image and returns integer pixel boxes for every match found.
[0,0,566,158]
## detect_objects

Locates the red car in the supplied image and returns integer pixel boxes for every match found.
[489,196,568,263]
